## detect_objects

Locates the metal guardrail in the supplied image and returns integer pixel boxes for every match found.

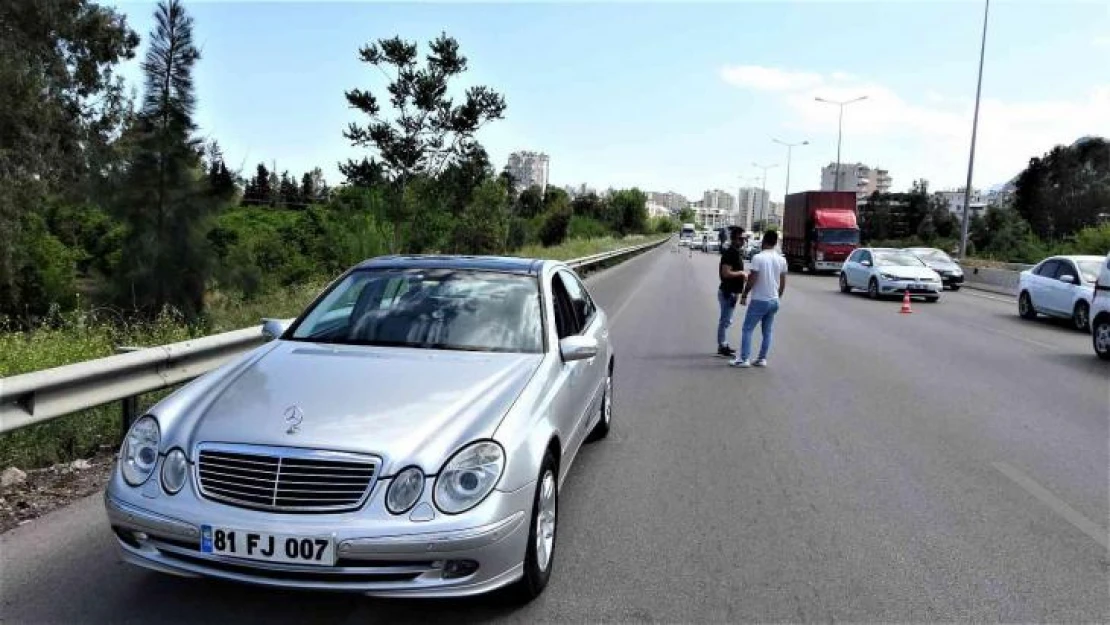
[0,238,668,435]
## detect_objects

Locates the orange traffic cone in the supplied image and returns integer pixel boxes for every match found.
[900,290,913,314]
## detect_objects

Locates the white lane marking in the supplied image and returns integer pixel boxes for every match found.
[961,289,1014,304]
[993,461,1109,551]
[955,320,1059,351]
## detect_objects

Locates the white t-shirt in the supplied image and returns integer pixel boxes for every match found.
[749,250,788,301]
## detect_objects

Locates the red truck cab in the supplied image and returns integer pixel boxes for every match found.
[782,191,860,273]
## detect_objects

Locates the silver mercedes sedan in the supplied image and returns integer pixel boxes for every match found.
[104,255,614,602]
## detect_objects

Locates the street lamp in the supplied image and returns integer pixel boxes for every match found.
[772,138,809,200]
[752,163,778,230]
[960,0,990,259]
[814,95,868,191]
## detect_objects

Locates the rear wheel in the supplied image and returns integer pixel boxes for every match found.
[868,279,879,300]
[1073,301,1090,332]
[505,452,558,604]
[1093,315,1110,360]
[1018,291,1037,319]
[839,273,851,293]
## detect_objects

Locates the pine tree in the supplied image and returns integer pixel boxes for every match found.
[111,0,213,320]
[279,171,300,207]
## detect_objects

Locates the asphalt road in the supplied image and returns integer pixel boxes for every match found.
[3,244,1108,623]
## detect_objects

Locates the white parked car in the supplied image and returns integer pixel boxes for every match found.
[1017,255,1104,331]
[839,247,943,302]
[1086,252,1110,359]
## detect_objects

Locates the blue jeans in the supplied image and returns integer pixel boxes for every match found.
[717,290,739,346]
[741,298,780,361]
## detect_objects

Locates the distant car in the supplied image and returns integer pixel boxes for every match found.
[1018,255,1104,331]
[105,255,615,601]
[840,247,943,302]
[904,247,965,290]
[1090,252,1110,360]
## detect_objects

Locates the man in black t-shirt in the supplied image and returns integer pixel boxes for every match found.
[717,226,749,357]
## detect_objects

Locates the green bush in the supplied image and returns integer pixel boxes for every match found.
[567,215,611,240]
[539,208,572,247]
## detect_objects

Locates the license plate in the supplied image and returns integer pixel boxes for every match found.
[913,283,926,290]
[201,525,336,566]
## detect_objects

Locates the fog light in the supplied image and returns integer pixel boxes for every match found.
[442,559,479,579]
[134,531,149,542]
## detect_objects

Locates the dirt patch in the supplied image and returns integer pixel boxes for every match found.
[0,447,115,534]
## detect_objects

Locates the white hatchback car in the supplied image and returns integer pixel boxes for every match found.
[1088,252,1110,359]
[840,248,943,302]
[1017,255,1104,331]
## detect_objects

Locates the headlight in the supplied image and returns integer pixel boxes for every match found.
[161,448,188,494]
[433,441,505,515]
[880,273,902,281]
[816,251,825,261]
[386,466,425,514]
[120,416,160,486]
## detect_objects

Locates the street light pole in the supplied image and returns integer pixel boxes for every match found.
[815,95,868,192]
[960,0,990,259]
[773,138,809,201]
[752,163,778,230]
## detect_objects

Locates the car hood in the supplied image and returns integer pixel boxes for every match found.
[924,260,961,273]
[162,341,542,474]
[875,265,939,280]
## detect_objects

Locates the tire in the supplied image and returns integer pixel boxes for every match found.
[1073,301,1091,332]
[868,279,880,300]
[1093,315,1110,361]
[925,296,940,303]
[839,274,851,294]
[504,452,558,604]
[1018,291,1037,320]
[586,364,612,442]
[950,284,961,292]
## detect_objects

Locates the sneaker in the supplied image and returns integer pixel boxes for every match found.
[729,359,751,368]
[716,345,736,358]
[753,358,768,367]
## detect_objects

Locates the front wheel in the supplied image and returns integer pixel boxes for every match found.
[505,452,558,604]
[925,296,940,303]
[1018,291,1037,320]
[1073,301,1090,332]
[839,274,851,293]
[587,366,612,442]
[949,284,961,292]
[868,279,880,300]
[1093,316,1110,360]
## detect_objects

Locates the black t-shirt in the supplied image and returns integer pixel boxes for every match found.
[719,245,745,294]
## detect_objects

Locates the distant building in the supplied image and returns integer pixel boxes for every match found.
[935,188,988,218]
[821,162,891,198]
[644,197,672,219]
[737,187,770,231]
[694,206,731,230]
[506,151,550,194]
[646,191,689,212]
[563,183,596,198]
[702,189,736,211]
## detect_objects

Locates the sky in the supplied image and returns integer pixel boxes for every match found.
[114,1,1110,202]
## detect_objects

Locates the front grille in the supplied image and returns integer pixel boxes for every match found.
[197,444,379,513]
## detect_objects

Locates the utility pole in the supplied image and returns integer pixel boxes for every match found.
[752,163,778,231]
[960,0,990,259]
[815,96,867,191]
[773,138,808,201]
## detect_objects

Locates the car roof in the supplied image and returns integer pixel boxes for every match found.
[355,255,547,275]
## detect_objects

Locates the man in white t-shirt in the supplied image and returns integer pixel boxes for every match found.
[731,229,788,368]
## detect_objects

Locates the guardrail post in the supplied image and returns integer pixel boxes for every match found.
[116,346,142,439]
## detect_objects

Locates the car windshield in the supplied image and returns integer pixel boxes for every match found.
[911,249,953,264]
[289,268,543,353]
[1076,260,1101,283]
[874,252,926,267]
[817,229,860,245]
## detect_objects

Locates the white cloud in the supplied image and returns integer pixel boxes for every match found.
[1094,35,1110,48]
[719,65,824,92]
[721,64,1110,188]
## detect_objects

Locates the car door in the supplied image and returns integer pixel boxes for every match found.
[852,250,874,287]
[843,250,860,286]
[553,270,605,458]
[1050,260,1082,315]
[549,272,591,470]
[1027,260,1059,313]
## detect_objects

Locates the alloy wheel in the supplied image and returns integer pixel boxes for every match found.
[534,470,557,573]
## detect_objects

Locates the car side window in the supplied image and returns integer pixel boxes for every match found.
[847,250,859,263]
[1055,261,1079,282]
[557,271,595,331]
[1035,260,1059,277]
[859,251,872,265]
[550,276,580,339]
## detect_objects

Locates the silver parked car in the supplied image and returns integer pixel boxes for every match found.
[904,247,965,290]
[840,247,943,301]
[105,256,615,601]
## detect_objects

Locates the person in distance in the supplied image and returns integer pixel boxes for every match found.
[716,226,748,358]
[732,229,787,368]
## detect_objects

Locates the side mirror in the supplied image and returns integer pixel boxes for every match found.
[262,318,291,341]
[1058,274,1076,284]
[861,260,873,267]
[559,336,599,362]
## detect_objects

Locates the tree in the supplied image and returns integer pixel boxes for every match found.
[515,186,545,219]
[452,178,509,254]
[0,0,139,321]
[110,0,213,320]
[607,188,648,235]
[279,170,300,207]
[205,141,236,201]
[338,157,386,188]
[1014,138,1110,241]
[572,193,607,221]
[678,207,695,223]
[244,163,271,205]
[343,33,507,251]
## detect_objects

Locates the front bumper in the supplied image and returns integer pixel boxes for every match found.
[938,273,965,286]
[104,471,533,598]
[878,278,942,296]
[814,261,843,271]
